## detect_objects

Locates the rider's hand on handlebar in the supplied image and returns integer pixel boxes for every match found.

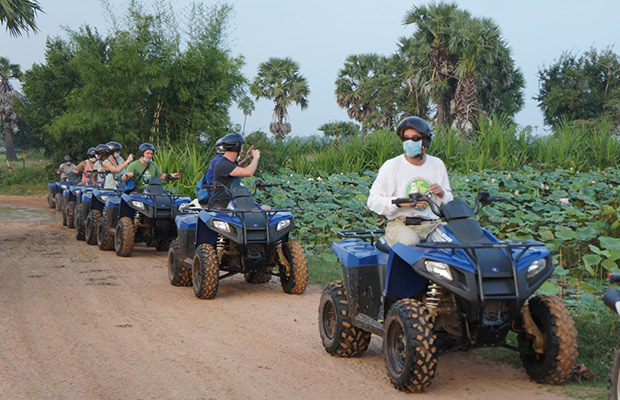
[428,183,445,198]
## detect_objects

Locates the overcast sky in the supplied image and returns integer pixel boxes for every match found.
[2,0,619,137]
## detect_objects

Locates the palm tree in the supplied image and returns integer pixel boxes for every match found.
[238,95,254,133]
[250,57,309,140]
[0,0,42,37]
[0,57,22,161]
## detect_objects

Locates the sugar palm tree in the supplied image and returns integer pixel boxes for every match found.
[0,0,42,37]
[238,95,254,134]
[250,57,309,140]
[0,57,22,161]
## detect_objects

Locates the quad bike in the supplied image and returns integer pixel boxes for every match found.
[73,182,100,241]
[61,181,85,229]
[168,181,308,299]
[47,180,73,212]
[105,176,191,257]
[604,273,620,400]
[318,191,578,392]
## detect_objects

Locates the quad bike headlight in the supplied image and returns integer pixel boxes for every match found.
[276,219,291,232]
[526,259,547,280]
[60,184,69,190]
[100,195,109,202]
[131,200,145,210]
[424,261,454,281]
[212,220,231,233]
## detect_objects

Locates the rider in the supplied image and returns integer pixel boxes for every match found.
[73,147,98,186]
[121,143,181,192]
[101,142,134,189]
[208,133,260,209]
[367,116,453,246]
[57,155,77,181]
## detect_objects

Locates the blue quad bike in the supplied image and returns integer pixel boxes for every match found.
[318,191,578,393]
[102,176,191,257]
[47,179,76,212]
[604,273,620,400]
[167,181,308,299]
[61,179,87,228]
[73,181,102,241]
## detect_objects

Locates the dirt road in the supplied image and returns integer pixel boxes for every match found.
[0,196,573,399]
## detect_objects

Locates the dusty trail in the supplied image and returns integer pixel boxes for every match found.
[0,196,573,399]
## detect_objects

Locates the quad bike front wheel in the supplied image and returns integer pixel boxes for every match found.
[517,295,578,384]
[55,193,63,211]
[279,241,308,295]
[97,210,114,251]
[609,347,620,400]
[47,191,55,208]
[192,243,219,299]
[74,204,85,240]
[114,216,135,257]
[384,299,438,393]
[66,201,76,229]
[318,280,371,357]
[61,199,68,226]
[168,239,191,286]
[85,209,101,245]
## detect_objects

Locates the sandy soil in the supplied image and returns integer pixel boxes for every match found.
[0,196,574,400]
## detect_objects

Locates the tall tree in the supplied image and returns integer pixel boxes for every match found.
[0,0,41,37]
[238,95,254,133]
[0,57,22,160]
[536,47,620,126]
[402,2,523,135]
[250,57,309,140]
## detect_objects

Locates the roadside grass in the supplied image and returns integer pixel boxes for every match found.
[0,164,49,195]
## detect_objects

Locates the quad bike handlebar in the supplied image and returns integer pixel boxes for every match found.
[391,192,443,217]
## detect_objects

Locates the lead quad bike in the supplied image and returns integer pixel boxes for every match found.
[47,179,75,212]
[318,191,578,392]
[109,176,191,257]
[168,181,308,299]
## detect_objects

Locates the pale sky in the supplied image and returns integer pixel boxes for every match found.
[2,0,619,137]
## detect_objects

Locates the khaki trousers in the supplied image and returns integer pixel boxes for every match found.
[385,218,442,246]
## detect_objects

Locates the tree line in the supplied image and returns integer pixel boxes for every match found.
[1,1,619,163]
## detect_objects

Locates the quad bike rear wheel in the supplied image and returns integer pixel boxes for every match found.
[155,239,171,252]
[61,199,68,226]
[384,298,437,393]
[168,239,191,286]
[244,267,272,284]
[318,280,371,357]
[55,193,63,211]
[85,209,101,245]
[192,243,219,299]
[114,216,135,257]
[517,295,578,384]
[66,201,76,229]
[279,241,308,294]
[609,347,620,400]
[74,204,85,240]
[97,210,115,251]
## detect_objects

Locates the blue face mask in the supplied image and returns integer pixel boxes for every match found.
[403,139,423,158]
[142,157,152,164]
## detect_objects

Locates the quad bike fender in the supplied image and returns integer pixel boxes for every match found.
[195,213,222,247]
[172,196,192,208]
[385,243,428,304]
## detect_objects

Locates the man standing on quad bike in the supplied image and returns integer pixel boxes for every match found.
[121,143,181,192]
[57,155,77,181]
[367,116,453,246]
[100,142,134,189]
[208,133,261,209]
[73,147,99,186]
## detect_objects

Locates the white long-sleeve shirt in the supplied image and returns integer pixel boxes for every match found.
[367,154,453,220]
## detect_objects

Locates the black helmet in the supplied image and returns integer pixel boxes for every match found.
[106,141,122,152]
[95,144,110,157]
[396,116,433,149]
[215,137,225,154]
[138,142,156,156]
[220,133,245,153]
[87,147,96,158]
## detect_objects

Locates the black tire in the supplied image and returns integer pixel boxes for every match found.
[97,210,115,251]
[318,280,371,357]
[85,209,101,245]
[384,299,438,393]
[192,243,219,299]
[61,198,68,226]
[66,201,76,229]
[74,204,85,240]
[168,239,191,286]
[244,267,272,284]
[279,241,308,294]
[114,216,135,257]
[610,347,620,400]
[517,295,578,384]
[155,239,172,252]
[47,191,55,208]
[55,193,63,211]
